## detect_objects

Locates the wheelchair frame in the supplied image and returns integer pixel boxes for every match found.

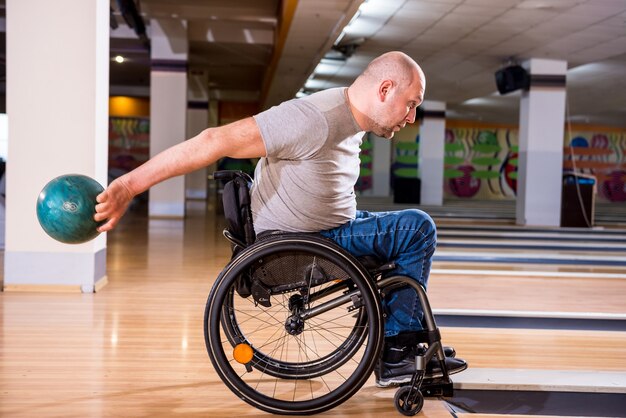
[204,170,453,416]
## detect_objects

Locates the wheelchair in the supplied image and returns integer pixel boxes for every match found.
[204,170,454,416]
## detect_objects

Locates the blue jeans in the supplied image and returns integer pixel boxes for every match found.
[320,209,436,337]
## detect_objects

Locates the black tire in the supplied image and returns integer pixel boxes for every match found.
[394,386,424,416]
[204,234,384,415]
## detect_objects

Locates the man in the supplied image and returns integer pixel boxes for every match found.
[95,51,467,387]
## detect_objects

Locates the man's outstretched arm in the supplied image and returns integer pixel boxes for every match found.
[94,117,266,232]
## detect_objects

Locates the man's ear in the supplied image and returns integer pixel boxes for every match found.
[378,80,393,101]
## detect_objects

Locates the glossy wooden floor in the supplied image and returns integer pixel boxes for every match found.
[1,200,625,417]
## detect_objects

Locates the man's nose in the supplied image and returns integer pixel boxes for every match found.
[407,107,417,124]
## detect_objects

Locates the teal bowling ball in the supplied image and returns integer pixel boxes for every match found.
[36,174,104,244]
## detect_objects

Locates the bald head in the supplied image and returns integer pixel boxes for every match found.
[359,51,423,88]
[347,51,425,139]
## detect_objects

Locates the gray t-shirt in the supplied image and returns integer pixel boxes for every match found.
[252,87,364,233]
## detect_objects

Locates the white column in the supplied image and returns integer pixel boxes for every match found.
[372,134,391,197]
[419,101,446,206]
[185,104,209,199]
[4,0,109,292]
[516,59,567,226]
[185,71,209,200]
[149,19,188,217]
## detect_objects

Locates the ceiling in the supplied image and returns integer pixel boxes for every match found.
[110,0,626,127]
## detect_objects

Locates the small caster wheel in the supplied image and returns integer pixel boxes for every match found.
[394,386,424,416]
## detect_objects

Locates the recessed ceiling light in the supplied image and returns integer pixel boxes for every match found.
[114,55,125,64]
[516,0,583,9]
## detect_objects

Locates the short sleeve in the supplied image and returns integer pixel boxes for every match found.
[253,99,329,160]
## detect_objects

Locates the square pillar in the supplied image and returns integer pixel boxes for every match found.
[516,59,567,226]
[149,19,188,217]
[4,0,109,292]
[419,101,446,206]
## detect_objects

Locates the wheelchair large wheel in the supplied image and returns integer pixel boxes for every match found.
[204,235,384,415]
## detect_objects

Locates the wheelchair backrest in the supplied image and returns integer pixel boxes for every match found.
[214,170,256,248]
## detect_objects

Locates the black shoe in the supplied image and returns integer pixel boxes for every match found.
[374,344,467,388]
[443,345,456,358]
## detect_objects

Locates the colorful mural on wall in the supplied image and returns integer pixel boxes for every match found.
[109,117,150,180]
[443,127,518,200]
[441,127,626,203]
[390,139,419,191]
[108,117,150,206]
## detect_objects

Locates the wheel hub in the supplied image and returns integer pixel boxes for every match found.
[285,315,305,335]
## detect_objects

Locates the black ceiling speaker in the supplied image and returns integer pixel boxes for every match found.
[495,65,530,95]
[115,0,149,49]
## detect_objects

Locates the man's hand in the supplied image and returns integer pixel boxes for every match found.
[94,177,134,232]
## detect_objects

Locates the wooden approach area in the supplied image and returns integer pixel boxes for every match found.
[1,199,625,417]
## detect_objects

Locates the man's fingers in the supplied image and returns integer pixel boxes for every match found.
[96,190,107,203]
[97,217,117,232]
[93,181,131,232]
[94,201,110,222]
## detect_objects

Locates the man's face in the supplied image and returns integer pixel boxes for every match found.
[371,76,425,139]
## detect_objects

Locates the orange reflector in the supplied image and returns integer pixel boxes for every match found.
[233,343,254,364]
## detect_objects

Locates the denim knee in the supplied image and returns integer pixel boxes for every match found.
[397,209,436,243]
